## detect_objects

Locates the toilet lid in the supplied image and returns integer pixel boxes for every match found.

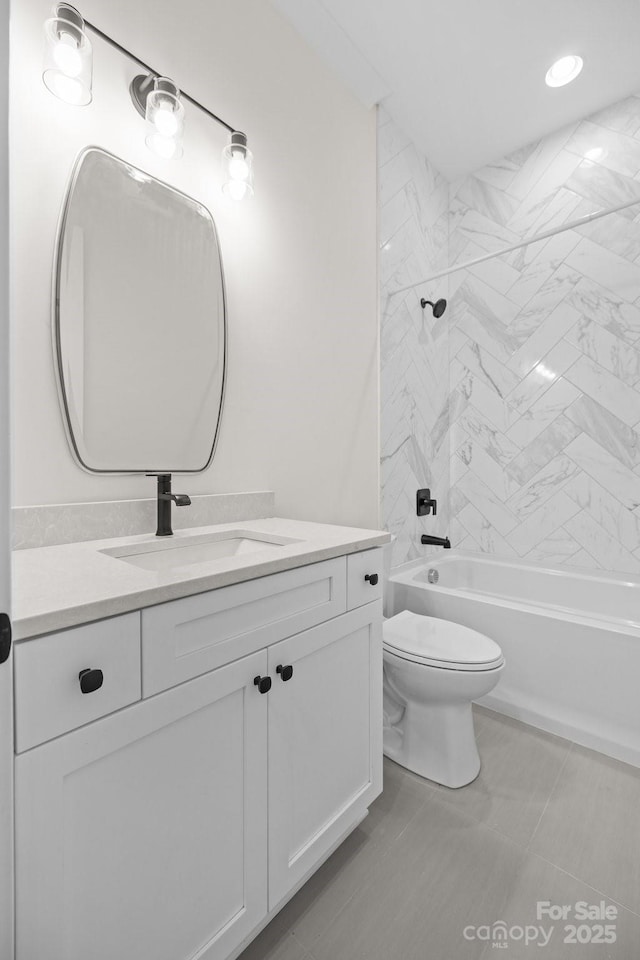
[383,611,503,671]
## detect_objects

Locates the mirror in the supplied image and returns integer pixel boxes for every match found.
[54,147,226,473]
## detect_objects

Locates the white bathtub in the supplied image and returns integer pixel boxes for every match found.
[388,551,640,768]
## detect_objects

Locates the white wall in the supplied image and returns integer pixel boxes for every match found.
[0,0,13,953]
[11,0,379,529]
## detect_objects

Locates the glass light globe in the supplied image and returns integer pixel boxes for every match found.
[52,31,83,77]
[228,153,250,181]
[153,103,179,138]
[43,5,92,106]
[144,78,184,160]
[223,180,250,201]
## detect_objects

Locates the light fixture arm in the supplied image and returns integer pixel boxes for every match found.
[82,17,237,135]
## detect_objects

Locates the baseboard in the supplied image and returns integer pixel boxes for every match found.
[479,694,640,770]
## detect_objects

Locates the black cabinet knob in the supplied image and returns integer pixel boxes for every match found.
[78,668,104,694]
[364,573,379,586]
[276,664,294,682]
[254,675,272,694]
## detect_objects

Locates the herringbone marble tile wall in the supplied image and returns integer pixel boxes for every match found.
[379,108,451,567]
[449,95,640,574]
[380,94,640,575]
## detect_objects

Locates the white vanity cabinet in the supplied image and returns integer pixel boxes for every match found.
[15,650,269,960]
[267,604,382,908]
[13,550,383,960]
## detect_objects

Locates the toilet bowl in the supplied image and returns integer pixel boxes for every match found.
[383,610,504,788]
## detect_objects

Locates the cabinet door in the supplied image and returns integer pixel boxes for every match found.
[267,602,383,908]
[16,651,268,960]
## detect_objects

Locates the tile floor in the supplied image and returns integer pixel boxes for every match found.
[239,707,640,960]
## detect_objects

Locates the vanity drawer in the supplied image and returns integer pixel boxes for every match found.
[142,556,347,695]
[14,613,141,753]
[347,548,384,609]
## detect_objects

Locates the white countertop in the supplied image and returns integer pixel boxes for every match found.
[12,517,390,640]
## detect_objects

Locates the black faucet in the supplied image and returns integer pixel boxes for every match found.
[421,534,451,549]
[153,474,191,537]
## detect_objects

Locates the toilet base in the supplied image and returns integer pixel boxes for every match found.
[384,699,481,789]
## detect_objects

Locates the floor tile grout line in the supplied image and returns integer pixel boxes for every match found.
[528,850,640,920]
[282,782,436,955]
[526,740,573,851]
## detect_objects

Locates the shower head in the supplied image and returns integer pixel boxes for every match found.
[420,297,447,318]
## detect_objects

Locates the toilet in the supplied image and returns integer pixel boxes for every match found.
[383,612,504,787]
[382,542,504,788]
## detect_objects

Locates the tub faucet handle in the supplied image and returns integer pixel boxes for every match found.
[416,488,437,516]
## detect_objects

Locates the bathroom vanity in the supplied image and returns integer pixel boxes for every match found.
[11,518,387,960]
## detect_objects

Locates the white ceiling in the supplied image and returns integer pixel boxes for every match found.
[272,0,640,180]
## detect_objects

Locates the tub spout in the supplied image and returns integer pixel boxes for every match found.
[421,535,451,549]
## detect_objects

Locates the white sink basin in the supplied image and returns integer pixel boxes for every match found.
[101,530,300,572]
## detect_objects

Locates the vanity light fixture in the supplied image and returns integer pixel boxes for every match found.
[545,55,583,88]
[222,131,254,201]
[131,74,185,160]
[42,2,93,105]
[43,7,254,195]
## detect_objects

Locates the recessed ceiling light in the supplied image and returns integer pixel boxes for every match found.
[545,55,583,88]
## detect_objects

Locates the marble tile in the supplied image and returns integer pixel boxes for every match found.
[507,340,580,415]
[473,154,519,192]
[506,378,581,448]
[563,510,640,574]
[564,472,640,554]
[456,175,520,227]
[565,433,640,511]
[507,452,581,519]
[507,151,582,236]
[508,491,581,557]
[566,120,640,177]
[566,548,601,569]
[566,236,640,303]
[506,231,581,309]
[566,275,640,344]
[456,305,520,365]
[457,439,519,502]
[378,148,413,208]
[456,341,520,399]
[452,209,519,255]
[377,111,412,166]
[458,241,521,295]
[379,112,450,565]
[564,353,640,426]
[506,419,581,491]
[506,303,581,378]
[449,485,469,518]
[566,159,640,220]
[523,527,583,564]
[458,502,517,556]
[525,187,582,239]
[566,315,640,385]
[456,471,519,536]
[456,406,521,467]
[456,370,519,434]
[506,123,577,201]
[588,95,640,137]
[565,395,640,468]
[573,199,640,262]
